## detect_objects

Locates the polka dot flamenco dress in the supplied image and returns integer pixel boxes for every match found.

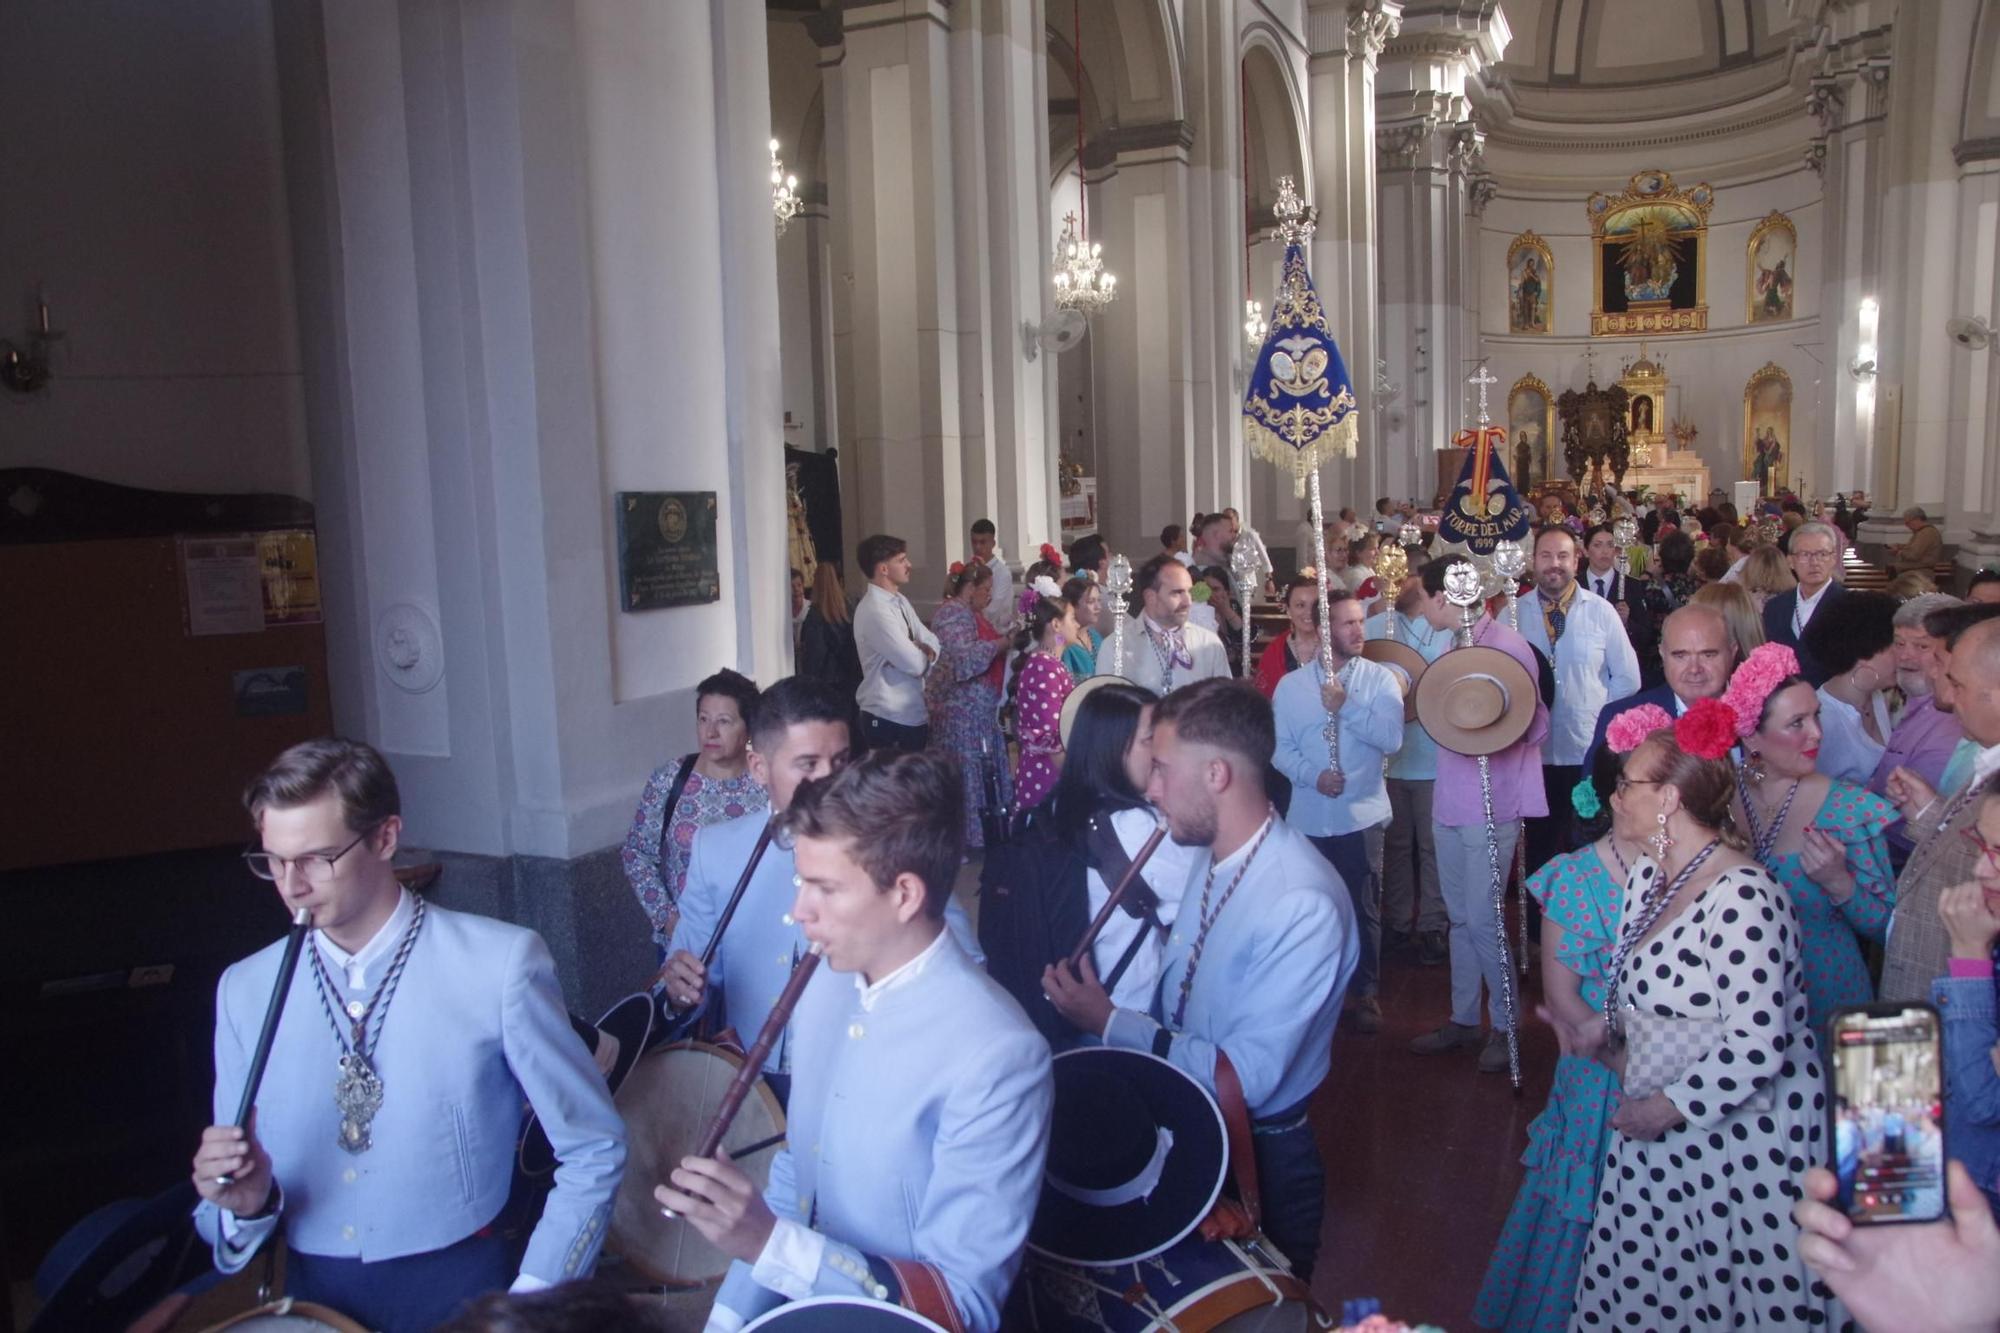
[1570,860,1848,1332]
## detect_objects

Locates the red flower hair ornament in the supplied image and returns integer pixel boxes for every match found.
[1040,542,1063,565]
[1672,697,1740,761]
[949,560,966,577]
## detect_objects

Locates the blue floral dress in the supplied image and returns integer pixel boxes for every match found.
[926,600,1009,847]
[1757,782,1896,1033]
[621,761,768,953]
[1474,845,1622,1333]
[1062,628,1103,683]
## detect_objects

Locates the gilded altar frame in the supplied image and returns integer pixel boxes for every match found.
[1746,211,1798,324]
[1506,232,1554,335]
[1742,362,1794,499]
[1507,373,1556,487]
[1588,170,1713,337]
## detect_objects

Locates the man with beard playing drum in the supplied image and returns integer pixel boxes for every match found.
[658,751,1054,1333]
[1044,678,1355,1279]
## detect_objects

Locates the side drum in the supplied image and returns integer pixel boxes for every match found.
[197,1299,369,1332]
[609,1040,787,1288]
[1020,1233,1327,1333]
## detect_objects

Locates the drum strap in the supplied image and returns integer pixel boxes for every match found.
[882,1258,966,1333]
[1214,1051,1261,1231]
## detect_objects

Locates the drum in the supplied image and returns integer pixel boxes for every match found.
[609,1039,787,1288]
[1020,1233,1325,1333]
[197,1299,368,1332]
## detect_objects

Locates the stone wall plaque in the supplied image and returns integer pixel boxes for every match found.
[616,491,720,611]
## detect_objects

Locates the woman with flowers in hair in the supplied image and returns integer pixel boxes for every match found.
[1722,641,1898,1030]
[1475,738,1645,1332]
[1008,578,1075,816]
[1568,696,1836,1330]
[926,560,1009,847]
[1059,574,1105,683]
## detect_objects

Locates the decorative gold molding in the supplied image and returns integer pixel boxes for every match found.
[1589,170,1712,338]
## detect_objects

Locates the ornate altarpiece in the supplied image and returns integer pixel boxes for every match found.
[1589,170,1714,337]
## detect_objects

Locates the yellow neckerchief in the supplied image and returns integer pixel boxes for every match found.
[1538,578,1578,646]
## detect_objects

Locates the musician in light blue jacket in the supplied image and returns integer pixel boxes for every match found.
[1046,679,1355,1281]
[661,752,1052,1333]
[660,680,980,1103]
[190,740,625,1333]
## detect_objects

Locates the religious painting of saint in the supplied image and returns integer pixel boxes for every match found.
[1742,363,1793,498]
[1630,395,1654,435]
[1508,374,1554,486]
[1507,233,1553,334]
[1748,212,1797,324]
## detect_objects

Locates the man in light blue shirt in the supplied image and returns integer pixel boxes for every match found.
[1273,587,1403,1032]
[1044,679,1355,1279]
[662,752,1051,1333]
[1366,582,1454,967]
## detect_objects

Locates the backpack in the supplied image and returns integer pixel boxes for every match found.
[978,807,1162,1047]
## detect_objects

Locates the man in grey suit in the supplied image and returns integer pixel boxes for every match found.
[191,739,625,1332]
[1761,520,1845,685]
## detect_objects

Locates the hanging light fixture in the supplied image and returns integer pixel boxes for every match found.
[770,139,800,235]
[1053,5,1116,314]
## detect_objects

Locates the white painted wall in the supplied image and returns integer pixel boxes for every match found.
[0,1,310,497]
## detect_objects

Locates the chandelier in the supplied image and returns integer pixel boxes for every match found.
[1244,299,1267,350]
[1053,211,1116,314]
[770,139,800,235]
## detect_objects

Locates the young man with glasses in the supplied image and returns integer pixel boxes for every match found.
[190,739,625,1332]
[1762,520,1846,684]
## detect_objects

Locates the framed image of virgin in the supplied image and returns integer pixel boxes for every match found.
[1748,212,1797,324]
[1507,233,1553,334]
[1588,170,1713,337]
[1742,364,1792,499]
[616,491,720,611]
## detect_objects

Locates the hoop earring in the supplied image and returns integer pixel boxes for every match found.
[1648,810,1674,860]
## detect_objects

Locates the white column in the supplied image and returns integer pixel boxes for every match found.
[827,0,966,588]
[1306,1,1397,512]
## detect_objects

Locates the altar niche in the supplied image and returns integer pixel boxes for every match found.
[1588,170,1713,337]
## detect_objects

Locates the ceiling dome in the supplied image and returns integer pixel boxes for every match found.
[1495,0,1799,118]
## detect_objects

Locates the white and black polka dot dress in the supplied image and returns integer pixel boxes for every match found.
[1570,860,1848,1331]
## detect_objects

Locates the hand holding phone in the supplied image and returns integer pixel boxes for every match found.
[1796,1160,2000,1332]
[1826,1002,1947,1226]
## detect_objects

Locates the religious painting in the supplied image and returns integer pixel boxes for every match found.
[1556,380,1632,487]
[1507,233,1553,334]
[1507,374,1555,486]
[1742,363,1792,499]
[1747,212,1797,324]
[1588,170,1713,336]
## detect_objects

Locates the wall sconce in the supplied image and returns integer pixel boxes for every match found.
[0,289,62,394]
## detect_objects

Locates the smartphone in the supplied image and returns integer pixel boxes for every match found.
[1826,1002,1946,1225]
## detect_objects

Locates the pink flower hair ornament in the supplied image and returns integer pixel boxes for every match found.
[1605,703,1674,755]
[1719,642,1802,738]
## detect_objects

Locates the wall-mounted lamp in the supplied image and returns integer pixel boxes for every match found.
[0,289,62,394]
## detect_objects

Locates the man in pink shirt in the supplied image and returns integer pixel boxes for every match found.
[1406,554,1549,1074]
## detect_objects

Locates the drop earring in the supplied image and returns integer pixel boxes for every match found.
[1648,809,1674,860]
[1746,749,1765,784]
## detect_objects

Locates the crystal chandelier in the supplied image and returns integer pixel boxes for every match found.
[770,139,800,235]
[1244,299,1267,350]
[1052,211,1116,314]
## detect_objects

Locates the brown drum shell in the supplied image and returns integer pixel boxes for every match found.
[196,1298,370,1332]
[610,1039,787,1289]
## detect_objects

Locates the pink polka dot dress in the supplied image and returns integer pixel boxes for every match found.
[1012,651,1072,814]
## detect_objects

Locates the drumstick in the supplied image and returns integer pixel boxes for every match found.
[1065,821,1169,974]
[216,906,311,1187]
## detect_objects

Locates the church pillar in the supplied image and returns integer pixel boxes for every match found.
[1087,124,1198,558]
[1373,4,1506,504]
[1305,1,1396,512]
[1182,0,1246,524]
[825,0,967,585]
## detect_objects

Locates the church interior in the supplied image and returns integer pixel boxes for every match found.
[5,0,2000,1329]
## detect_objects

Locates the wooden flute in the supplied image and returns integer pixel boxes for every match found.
[1065,820,1170,973]
[695,941,823,1160]
[216,905,311,1187]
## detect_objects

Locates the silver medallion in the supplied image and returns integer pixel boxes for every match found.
[334,1052,385,1154]
[345,999,367,1021]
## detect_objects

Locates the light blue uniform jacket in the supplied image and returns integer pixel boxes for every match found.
[194,902,626,1283]
[669,812,981,1072]
[713,933,1053,1332]
[1104,818,1356,1118]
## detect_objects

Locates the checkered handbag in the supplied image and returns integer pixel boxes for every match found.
[1620,1005,1724,1100]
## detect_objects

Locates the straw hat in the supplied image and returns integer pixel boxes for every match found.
[1413,644,1537,756]
[1361,639,1429,722]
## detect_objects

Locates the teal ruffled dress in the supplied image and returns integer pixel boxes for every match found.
[1759,781,1897,1033]
[1473,846,1622,1333]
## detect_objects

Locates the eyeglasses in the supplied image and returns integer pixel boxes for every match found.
[243,828,374,884]
[1793,548,1837,562]
[1614,775,1663,795]
[1962,827,2000,876]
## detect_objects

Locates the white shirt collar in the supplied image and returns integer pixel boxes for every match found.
[854,924,950,1012]
[1208,813,1276,877]
[316,887,414,992]
[1971,741,2000,791]
[1797,581,1832,612]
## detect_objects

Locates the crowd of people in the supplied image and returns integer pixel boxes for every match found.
[174,481,2000,1333]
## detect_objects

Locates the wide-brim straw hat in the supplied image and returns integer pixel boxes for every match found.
[1413,644,1537,756]
[1361,639,1429,722]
